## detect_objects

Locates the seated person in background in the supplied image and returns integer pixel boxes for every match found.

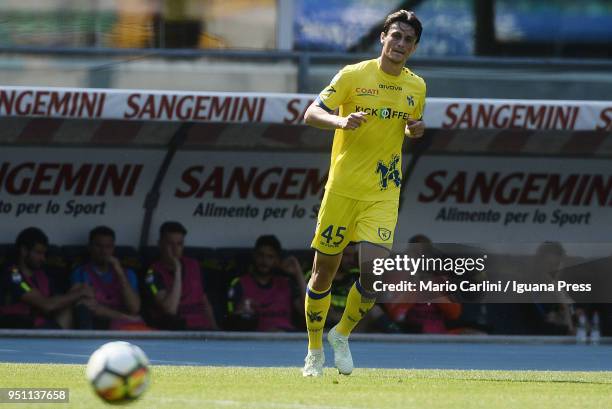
[0,227,90,329]
[71,226,147,330]
[144,221,218,330]
[227,235,306,331]
[385,234,462,334]
[386,301,462,334]
[306,244,400,333]
[530,241,574,335]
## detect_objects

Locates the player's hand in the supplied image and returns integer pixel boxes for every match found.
[237,299,255,315]
[405,119,425,138]
[79,297,99,311]
[73,283,95,299]
[339,112,367,130]
[121,314,143,322]
[172,257,182,277]
[107,256,122,272]
[281,256,303,278]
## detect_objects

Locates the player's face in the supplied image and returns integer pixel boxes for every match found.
[159,232,185,261]
[380,22,418,65]
[254,245,280,275]
[21,243,47,270]
[89,234,115,265]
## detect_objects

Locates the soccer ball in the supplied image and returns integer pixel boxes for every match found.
[86,341,150,403]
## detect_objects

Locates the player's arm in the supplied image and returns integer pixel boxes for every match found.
[21,285,89,314]
[284,259,306,318]
[406,83,427,138]
[109,258,141,314]
[405,118,425,138]
[201,294,219,330]
[150,259,182,316]
[304,67,367,131]
[79,297,141,321]
[282,256,306,300]
[304,103,367,130]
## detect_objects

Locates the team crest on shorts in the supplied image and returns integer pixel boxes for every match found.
[378,228,391,241]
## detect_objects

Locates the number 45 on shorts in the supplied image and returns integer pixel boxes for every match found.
[320,225,347,246]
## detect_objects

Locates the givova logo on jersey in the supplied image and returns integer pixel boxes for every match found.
[375,154,401,190]
[355,106,410,121]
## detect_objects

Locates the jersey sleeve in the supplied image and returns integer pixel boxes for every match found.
[144,268,165,296]
[70,266,87,285]
[8,268,32,300]
[124,268,139,291]
[316,67,353,113]
[413,81,427,120]
[226,277,243,314]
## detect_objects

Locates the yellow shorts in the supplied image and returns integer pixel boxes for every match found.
[311,190,399,255]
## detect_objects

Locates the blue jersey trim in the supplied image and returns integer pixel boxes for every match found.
[315,96,333,113]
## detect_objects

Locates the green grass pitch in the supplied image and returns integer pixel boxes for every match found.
[1,363,611,409]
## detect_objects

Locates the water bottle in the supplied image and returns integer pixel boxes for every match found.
[576,312,588,344]
[241,299,254,319]
[591,311,601,345]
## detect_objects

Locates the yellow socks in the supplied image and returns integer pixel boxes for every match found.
[305,286,331,350]
[336,281,375,336]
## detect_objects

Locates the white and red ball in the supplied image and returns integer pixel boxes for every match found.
[86,341,150,403]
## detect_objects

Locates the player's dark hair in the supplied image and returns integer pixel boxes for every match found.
[160,221,187,238]
[89,225,116,243]
[383,10,422,43]
[16,227,49,251]
[255,235,282,255]
[409,234,431,244]
[536,241,565,257]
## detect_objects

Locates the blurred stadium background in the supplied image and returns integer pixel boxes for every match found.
[1,0,611,96]
[0,0,612,385]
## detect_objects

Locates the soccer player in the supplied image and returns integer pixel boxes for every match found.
[71,226,147,330]
[144,221,218,330]
[301,10,426,376]
[226,235,306,331]
[1,227,90,328]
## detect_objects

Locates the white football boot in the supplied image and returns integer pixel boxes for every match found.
[302,349,325,377]
[327,326,353,375]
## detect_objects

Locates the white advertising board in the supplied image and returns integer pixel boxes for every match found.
[397,155,612,245]
[0,147,164,246]
[2,86,611,131]
[151,150,330,248]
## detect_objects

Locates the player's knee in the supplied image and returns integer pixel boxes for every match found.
[357,276,378,299]
[309,268,335,291]
[309,252,341,291]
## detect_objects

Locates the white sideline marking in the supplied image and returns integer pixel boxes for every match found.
[44,352,89,358]
[155,397,358,409]
[149,358,203,365]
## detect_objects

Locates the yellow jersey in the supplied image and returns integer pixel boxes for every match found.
[317,58,426,201]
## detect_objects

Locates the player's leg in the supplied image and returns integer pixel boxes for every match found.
[302,251,341,376]
[336,241,389,335]
[303,192,355,377]
[305,250,341,348]
[328,200,397,375]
